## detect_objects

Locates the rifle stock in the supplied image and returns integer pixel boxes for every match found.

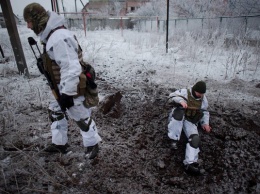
[174,106,217,115]
[167,96,217,114]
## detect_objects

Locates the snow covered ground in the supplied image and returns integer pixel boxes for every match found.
[0,25,260,193]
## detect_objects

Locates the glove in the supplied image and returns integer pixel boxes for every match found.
[85,71,97,89]
[60,93,74,111]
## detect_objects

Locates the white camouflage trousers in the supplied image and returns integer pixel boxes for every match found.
[168,109,200,165]
[48,95,102,147]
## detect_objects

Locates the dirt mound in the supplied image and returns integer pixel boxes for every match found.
[0,79,259,193]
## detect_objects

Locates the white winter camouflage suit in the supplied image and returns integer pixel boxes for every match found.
[39,11,101,147]
[168,87,210,165]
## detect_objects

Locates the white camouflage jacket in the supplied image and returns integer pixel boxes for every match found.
[169,87,210,125]
[39,11,81,96]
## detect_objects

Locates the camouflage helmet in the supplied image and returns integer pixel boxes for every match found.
[23,3,49,35]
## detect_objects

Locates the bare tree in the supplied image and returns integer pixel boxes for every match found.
[228,0,260,15]
[134,0,229,18]
[173,0,229,17]
[113,1,124,16]
[134,0,167,18]
[135,0,260,18]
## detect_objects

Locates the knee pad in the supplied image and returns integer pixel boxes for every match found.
[172,107,185,121]
[188,134,200,148]
[48,109,65,122]
[76,118,92,132]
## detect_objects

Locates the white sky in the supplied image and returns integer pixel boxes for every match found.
[0,0,89,17]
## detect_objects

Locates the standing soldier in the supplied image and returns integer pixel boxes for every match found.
[23,3,101,159]
[168,81,212,175]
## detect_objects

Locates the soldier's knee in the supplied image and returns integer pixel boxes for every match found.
[48,109,65,122]
[172,107,185,121]
[76,118,92,132]
[188,134,200,148]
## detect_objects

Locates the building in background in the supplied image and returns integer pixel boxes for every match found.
[84,0,150,16]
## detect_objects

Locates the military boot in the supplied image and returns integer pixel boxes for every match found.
[85,143,99,159]
[184,162,204,176]
[44,143,69,154]
[171,140,178,150]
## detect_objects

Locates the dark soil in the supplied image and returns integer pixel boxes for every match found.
[0,78,260,194]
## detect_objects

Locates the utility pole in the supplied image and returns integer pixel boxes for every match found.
[51,0,56,12]
[0,0,29,77]
[51,0,59,13]
[166,0,169,53]
[75,0,78,12]
[56,0,60,14]
[61,0,66,17]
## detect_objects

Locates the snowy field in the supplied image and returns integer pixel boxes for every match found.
[1,25,259,105]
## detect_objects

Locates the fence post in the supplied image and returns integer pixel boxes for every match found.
[219,17,222,28]
[157,16,159,33]
[82,12,86,37]
[121,17,123,36]
[245,16,248,33]
[89,16,92,31]
[151,18,152,31]
[139,19,141,32]
[166,0,169,53]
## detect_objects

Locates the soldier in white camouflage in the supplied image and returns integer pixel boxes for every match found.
[23,3,101,159]
[168,81,212,175]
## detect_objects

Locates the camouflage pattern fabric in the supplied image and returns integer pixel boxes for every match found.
[23,3,49,35]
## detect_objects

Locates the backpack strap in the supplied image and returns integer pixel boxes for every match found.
[46,25,66,41]
[170,94,188,102]
[41,25,66,52]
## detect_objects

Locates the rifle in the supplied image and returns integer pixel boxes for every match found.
[28,37,68,119]
[166,97,218,115]
[178,106,208,112]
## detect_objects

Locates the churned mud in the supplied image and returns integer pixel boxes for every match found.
[0,77,259,194]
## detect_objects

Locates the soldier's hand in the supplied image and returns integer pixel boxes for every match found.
[60,93,74,111]
[202,124,211,133]
[180,101,188,108]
